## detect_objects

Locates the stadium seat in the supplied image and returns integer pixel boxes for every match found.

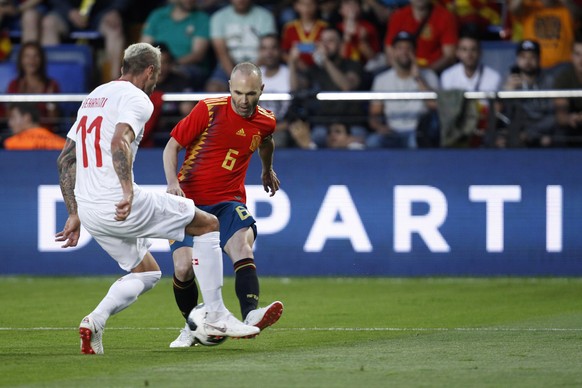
[0,62,16,93]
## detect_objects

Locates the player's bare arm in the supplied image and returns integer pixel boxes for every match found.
[259,135,280,197]
[111,123,136,221]
[55,138,81,248]
[163,137,186,197]
[57,139,78,215]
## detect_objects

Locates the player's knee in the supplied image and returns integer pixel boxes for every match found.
[134,270,162,293]
[230,244,254,260]
[208,214,219,232]
[173,250,194,280]
[199,212,219,234]
[186,210,219,236]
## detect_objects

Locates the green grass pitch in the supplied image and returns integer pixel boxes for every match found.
[1,276,582,387]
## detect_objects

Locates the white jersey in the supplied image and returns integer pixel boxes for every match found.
[67,80,153,208]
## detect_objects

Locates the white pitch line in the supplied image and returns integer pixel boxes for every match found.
[0,327,581,332]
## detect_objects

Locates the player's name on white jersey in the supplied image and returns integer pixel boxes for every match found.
[81,97,108,109]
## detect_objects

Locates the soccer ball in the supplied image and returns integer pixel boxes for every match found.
[187,303,228,347]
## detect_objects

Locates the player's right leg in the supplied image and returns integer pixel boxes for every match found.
[77,245,162,354]
[185,208,259,338]
[78,204,164,354]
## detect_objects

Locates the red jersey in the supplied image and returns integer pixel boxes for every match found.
[385,4,458,68]
[281,19,328,66]
[171,96,276,205]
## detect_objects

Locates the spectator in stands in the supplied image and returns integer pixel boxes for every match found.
[0,0,48,43]
[440,0,503,40]
[368,31,439,148]
[289,119,365,149]
[205,0,276,92]
[501,40,557,147]
[2,102,65,149]
[384,0,458,74]
[325,121,365,148]
[6,41,60,129]
[142,43,195,148]
[509,0,581,70]
[280,0,327,69]
[441,33,501,92]
[140,0,210,90]
[289,26,367,147]
[440,32,501,146]
[553,36,582,146]
[336,0,381,69]
[41,0,130,82]
[258,33,293,148]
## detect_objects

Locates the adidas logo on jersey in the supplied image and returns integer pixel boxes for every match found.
[236,128,246,136]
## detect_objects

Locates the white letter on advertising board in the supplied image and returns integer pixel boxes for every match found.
[394,185,450,252]
[304,185,372,252]
[246,186,291,249]
[469,185,521,252]
[546,185,562,252]
[38,185,92,252]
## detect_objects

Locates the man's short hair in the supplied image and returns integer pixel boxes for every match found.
[9,102,40,123]
[121,43,161,76]
[328,122,350,135]
[321,26,343,40]
[261,33,280,42]
[458,29,481,49]
[392,31,416,47]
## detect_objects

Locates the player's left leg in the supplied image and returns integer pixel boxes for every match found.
[225,227,260,319]
[224,227,284,333]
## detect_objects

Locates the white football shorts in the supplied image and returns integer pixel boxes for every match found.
[78,187,195,271]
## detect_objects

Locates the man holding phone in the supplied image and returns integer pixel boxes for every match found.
[500,40,557,147]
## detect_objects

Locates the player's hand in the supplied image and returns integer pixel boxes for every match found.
[115,193,133,221]
[262,169,280,197]
[55,215,81,248]
[167,183,185,197]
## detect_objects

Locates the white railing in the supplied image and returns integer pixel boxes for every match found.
[0,90,581,103]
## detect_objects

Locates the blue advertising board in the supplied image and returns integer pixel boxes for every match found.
[1,149,582,276]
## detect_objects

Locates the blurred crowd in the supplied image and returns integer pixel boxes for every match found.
[1,0,582,149]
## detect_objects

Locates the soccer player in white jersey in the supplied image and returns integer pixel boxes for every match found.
[55,42,259,355]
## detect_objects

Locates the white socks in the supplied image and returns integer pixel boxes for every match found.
[192,231,227,314]
[90,270,161,330]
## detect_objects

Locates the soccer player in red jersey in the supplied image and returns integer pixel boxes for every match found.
[163,62,284,347]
